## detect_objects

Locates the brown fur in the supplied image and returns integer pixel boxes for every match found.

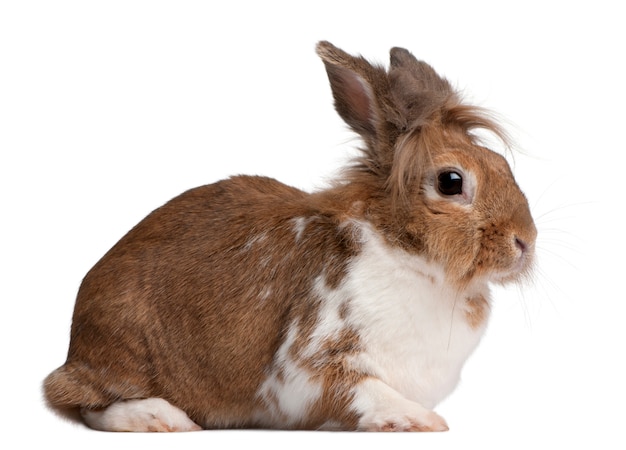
[464,294,491,330]
[44,41,536,431]
[45,177,365,428]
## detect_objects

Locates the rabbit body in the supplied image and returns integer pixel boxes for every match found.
[44,42,536,432]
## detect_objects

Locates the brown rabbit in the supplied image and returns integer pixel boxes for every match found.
[43,41,536,432]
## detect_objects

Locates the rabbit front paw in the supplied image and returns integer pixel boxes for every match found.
[359,409,449,432]
[353,378,449,432]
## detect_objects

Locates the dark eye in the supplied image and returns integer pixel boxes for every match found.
[437,171,463,196]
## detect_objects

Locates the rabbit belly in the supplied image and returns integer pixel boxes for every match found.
[255,221,489,428]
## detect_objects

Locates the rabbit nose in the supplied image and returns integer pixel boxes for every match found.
[514,236,528,253]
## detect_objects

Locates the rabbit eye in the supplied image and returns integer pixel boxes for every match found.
[437,171,463,196]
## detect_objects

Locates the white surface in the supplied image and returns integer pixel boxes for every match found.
[1,1,624,448]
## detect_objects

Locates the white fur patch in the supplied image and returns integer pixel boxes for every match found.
[243,232,268,250]
[256,321,323,427]
[81,398,201,432]
[301,276,349,357]
[339,222,490,409]
[291,217,309,242]
[259,286,273,301]
[292,216,325,242]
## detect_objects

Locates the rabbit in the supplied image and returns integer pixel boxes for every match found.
[43,41,536,432]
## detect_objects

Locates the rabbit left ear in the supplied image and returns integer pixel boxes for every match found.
[316,41,389,140]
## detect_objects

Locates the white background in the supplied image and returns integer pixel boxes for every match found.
[2,1,624,448]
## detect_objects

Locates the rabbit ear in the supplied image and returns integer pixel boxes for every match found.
[388,47,455,127]
[389,47,452,95]
[316,42,456,140]
[389,47,511,147]
[316,41,390,139]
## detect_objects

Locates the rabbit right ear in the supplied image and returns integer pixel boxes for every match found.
[316,41,395,142]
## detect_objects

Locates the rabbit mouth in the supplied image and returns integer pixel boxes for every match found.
[491,244,535,284]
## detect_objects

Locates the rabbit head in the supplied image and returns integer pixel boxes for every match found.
[316,41,536,288]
